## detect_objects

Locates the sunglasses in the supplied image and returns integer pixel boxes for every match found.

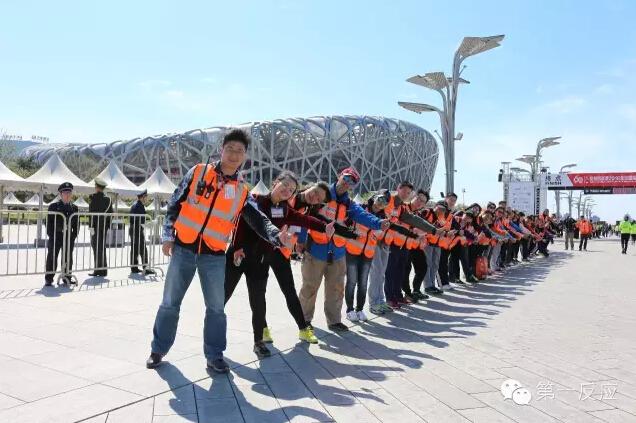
[342,174,359,187]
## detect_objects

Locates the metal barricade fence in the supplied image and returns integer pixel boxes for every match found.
[149,214,169,268]
[62,212,167,283]
[0,209,68,281]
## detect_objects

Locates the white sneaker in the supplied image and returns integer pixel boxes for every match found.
[442,283,454,291]
[357,310,368,322]
[346,310,359,322]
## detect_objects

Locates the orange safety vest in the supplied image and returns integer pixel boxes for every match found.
[384,196,409,247]
[345,221,381,258]
[404,206,425,250]
[436,213,454,249]
[308,199,348,247]
[173,164,248,253]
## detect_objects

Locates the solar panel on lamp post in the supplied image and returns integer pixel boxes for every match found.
[399,35,504,195]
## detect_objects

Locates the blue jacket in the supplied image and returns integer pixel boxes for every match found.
[298,183,382,261]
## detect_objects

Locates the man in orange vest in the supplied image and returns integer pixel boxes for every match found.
[297,167,390,332]
[146,129,292,373]
[576,215,592,251]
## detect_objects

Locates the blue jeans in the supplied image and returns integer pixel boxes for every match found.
[345,252,372,312]
[151,245,227,360]
[367,244,389,306]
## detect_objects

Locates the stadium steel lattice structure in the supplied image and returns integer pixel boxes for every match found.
[21,115,439,193]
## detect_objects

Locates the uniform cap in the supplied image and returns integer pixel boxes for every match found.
[94,178,108,188]
[58,182,74,193]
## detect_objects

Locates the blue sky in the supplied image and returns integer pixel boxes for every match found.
[2,0,636,221]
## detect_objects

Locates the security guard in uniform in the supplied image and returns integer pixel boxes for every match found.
[129,189,155,275]
[45,182,79,286]
[88,178,113,276]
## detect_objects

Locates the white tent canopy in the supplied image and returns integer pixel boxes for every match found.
[138,168,176,197]
[88,162,140,197]
[2,192,24,207]
[116,198,131,211]
[25,153,92,193]
[251,180,270,196]
[74,197,89,209]
[0,160,28,190]
[24,194,49,209]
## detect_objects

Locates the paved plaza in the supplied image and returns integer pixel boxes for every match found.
[0,238,635,422]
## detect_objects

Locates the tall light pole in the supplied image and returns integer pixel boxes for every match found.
[399,34,505,194]
[555,163,577,218]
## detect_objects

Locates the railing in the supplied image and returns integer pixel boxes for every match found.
[0,210,168,286]
[0,210,68,281]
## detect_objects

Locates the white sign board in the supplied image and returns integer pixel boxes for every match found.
[509,181,535,215]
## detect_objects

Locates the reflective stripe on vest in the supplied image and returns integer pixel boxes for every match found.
[345,223,379,258]
[173,164,248,252]
[308,200,347,246]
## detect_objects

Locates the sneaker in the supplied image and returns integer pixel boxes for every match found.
[357,310,368,322]
[346,310,359,322]
[253,341,271,358]
[403,294,417,304]
[44,280,53,287]
[262,327,273,343]
[207,358,229,373]
[379,302,394,313]
[328,322,349,332]
[299,326,318,344]
[369,305,385,315]
[467,275,479,283]
[398,296,414,305]
[412,291,429,300]
[424,287,444,295]
[387,300,401,310]
[441,283,454,291]
[143,269,156,276]
[131,268,141,274]
[146,352,163,369]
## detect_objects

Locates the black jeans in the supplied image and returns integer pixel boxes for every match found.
[438,248,450,286]
[45,236,75,283]
[384,245,409,301]
[449,244,471,281]
[129,230,148,270]
[621,234,630,252]
[225,249,307,343]
[579,234,588,250]
[402,249,427,295]
[91,230,108,274]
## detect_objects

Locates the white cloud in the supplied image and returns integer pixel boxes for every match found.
[543,95,587,113]
[594,84,614,95]
[618,104,636,124]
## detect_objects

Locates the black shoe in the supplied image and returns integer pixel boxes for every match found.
[413,291,429,300]
[424,287,444,295]
[253,341,272,358]
[146,352,163,369]
[144,269,156,275]
[328,323,349,332]
[207,358,229,373]
[404,294,418,304]
[44,281,53,287]
[88,272,106,277]
[467,275,479,283]
[131,268,141,274]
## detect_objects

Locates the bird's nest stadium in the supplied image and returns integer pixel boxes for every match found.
[21,115,439,193]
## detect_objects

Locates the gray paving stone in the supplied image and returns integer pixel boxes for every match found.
[104,398,154,423]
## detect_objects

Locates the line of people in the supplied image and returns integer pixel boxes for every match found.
[146,128,560,373]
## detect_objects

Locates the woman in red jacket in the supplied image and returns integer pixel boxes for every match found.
[225,171,354,358]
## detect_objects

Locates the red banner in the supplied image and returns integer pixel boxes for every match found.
[566,172,636,188]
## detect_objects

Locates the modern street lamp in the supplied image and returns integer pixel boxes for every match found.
[555,163,577,217]
[399,34,505,194]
